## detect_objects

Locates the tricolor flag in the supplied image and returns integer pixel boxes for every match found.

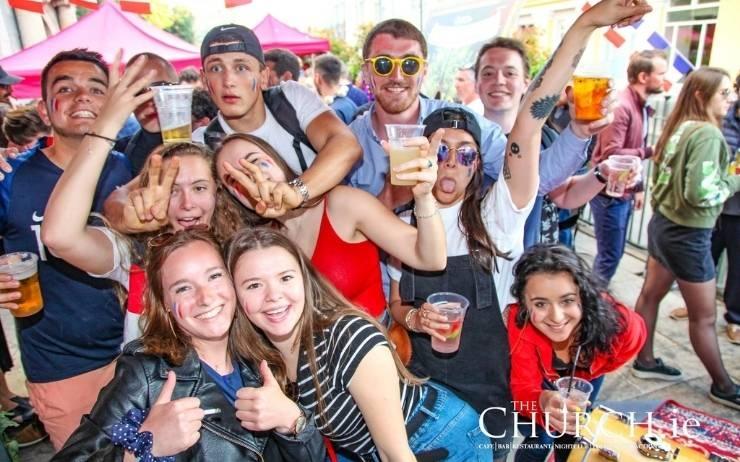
[120,0,151,14]
[8,0,45,13]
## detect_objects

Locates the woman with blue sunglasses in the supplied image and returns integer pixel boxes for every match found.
[388,1,654,459]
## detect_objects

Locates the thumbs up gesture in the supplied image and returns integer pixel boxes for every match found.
[139,371,205,457]
[235,360,303,434]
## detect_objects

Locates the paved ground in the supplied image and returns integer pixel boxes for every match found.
[6,227,739,461]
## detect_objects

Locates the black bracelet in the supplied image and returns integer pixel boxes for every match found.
[594,164,608,184]
[85,132,117,145]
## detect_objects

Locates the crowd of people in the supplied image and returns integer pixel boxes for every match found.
[0,0,737,460]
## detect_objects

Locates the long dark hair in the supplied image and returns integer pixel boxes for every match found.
[510,244,624,366]
[225,227,422,427]
[654,67,730,164]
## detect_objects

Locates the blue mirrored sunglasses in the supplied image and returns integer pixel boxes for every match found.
[437,144,478,166]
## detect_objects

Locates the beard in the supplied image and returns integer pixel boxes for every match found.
[647,85,664,95]
[372,78,421,115]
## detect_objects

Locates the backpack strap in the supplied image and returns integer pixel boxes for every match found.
[203,116,226,151]
[263,87,316,173]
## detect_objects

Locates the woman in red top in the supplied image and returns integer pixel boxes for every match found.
[214,133,446,318]
[507,244,646,462]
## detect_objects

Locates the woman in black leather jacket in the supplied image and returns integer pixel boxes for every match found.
[53,228,325,461]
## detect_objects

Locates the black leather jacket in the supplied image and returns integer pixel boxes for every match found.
[53,342,325,461]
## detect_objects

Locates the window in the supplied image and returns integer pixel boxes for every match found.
[666,0,719,68]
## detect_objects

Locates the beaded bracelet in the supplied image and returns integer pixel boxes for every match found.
[404,308,420,332]
[110,408,175,462]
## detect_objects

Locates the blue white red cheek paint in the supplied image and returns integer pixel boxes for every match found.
[49,97,60,114]
[466,166,473,178]
[172,302,181,319]
[251,77,257,92]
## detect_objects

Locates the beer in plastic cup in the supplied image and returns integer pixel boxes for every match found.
[573,75,610,122]
[152,85,193,144]
[555,377,593,410]
[386,124,426,186]
[426,292,469,353]
[605,155,639,197]
[0,252,43,318]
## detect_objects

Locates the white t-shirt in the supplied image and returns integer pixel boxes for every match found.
[86,227,141,346]
[192,81,331,174]
[388,177,536,311]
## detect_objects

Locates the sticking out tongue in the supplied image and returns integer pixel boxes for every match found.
[439,178,457,193]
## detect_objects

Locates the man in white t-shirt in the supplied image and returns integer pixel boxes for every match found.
[454,67,484,115]
[192,24,361,213]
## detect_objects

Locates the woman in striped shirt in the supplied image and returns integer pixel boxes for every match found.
[224,227,492,462]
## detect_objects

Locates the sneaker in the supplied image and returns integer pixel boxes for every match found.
[708,383,740,411]
[669,307,688,320]
[727,324,740,345]
[5,416,48,448]
[631,358,684,381]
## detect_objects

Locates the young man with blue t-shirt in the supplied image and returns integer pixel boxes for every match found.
[0,49,132,449]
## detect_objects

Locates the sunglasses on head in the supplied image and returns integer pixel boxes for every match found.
[147,224,210,249]
[365,56,426,77]
[437,144,478,167]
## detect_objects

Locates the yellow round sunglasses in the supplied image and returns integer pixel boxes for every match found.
[365,55,426,77]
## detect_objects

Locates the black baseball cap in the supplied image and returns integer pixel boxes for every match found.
[422,107,482,147]
[0,66,22,86]
[200,24,264,64]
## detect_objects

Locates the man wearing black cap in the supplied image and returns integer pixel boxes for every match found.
[193,24,360,215]
[0,66,22,108]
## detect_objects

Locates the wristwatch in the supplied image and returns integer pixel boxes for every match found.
[290,409,307,436]
[288,177,310,207]
[594,164,608,184]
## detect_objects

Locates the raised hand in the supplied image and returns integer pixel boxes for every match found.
[123,154,180,232]
[235,360,302,434]
[0,147,20,181]
[382,129,442,197]
[567,85,617,138]
[91,50,155,138]
[139,371,204,457]
[539,390,588,435]
[579,0,653,30]
[222,159,302,218]
[415,302,453,343]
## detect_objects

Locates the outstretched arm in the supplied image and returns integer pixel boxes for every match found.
[505,0,653,208]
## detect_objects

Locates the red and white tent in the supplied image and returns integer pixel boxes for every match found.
[0,1,200,99]
[252,14,330,56]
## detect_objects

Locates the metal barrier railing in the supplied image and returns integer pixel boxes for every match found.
[578,95,728,291]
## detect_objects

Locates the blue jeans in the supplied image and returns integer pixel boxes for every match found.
[513,376,605,462]
[590,194,633,284]
[408,382,492,462]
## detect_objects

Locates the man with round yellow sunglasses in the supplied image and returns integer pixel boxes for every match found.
[346,18,594,213]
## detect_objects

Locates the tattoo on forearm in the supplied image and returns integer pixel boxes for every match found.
[530,43,561,91]
[530,94,560,120]
[510,142,521,159]
[572,47,585,69]
[503,158,512,180]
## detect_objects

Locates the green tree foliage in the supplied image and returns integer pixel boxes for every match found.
[311,22,374,81]
[145,0,195,44]
[512,25,551,79]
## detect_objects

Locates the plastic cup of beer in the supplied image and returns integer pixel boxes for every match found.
[573,74,611,122]
[555,377,593,410]
[0,252,43,318]
[386,124,426,186]
[152,85,193,144]
[426,292,469,354]
[605,155,640,197]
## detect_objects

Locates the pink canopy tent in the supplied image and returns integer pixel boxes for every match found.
[253,15,329,56]
[0,1,200,99]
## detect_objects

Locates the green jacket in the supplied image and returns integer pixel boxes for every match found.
[651,121,740,228]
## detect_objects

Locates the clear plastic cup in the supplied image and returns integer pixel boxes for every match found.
[152,85,193,144]
[426,292,469,353]
[385,124,426,186]
[555,377,593,410]
[605,155,640,197]
[0,252,43,317]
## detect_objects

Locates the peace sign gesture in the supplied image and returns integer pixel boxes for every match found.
[222,159,302,218]
[122,154,180,233]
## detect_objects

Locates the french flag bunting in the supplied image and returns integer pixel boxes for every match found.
[647,32,670,50]
[8,0,45,13]
[120,0,151,14]
[604,28,626,48]
[225,0,252,7]
[673,53,694,75]
[69,0,99,10]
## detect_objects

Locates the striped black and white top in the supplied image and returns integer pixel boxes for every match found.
[296,314,423,461]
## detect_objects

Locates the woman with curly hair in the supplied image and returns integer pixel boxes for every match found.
[507,244,646,462]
